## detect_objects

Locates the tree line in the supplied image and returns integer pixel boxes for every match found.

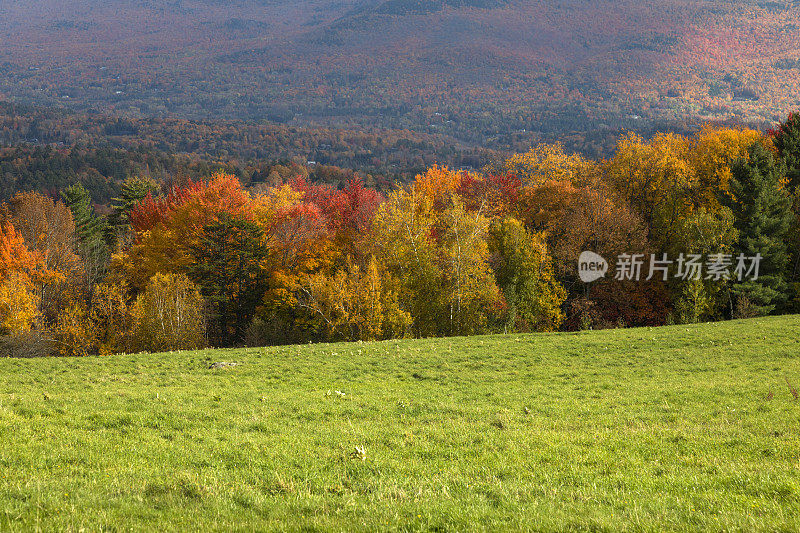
[0,101,493,200]
[1,114,799,356]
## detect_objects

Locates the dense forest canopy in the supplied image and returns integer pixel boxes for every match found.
[0,101,499,203]
[1,113,799,355]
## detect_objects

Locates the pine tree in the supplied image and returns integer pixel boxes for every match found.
[61,183,109,285]
[188,214,267,346]
[770,112,800,308]
[108,176,160,245]
[727,142,793,315]
[60,184,105,246]
[772,112,800,193]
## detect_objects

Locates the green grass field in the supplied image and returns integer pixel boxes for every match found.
[1,316,799,531]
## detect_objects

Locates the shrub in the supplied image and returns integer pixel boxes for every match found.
[0,331,55,358]
[244,316,279,347]
[734,295,761,320]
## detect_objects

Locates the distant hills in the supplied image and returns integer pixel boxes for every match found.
[0,0,798,157]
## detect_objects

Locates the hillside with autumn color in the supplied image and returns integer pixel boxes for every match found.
[4,4,800,531]
[2,112,800,354]
[1,0,798,156]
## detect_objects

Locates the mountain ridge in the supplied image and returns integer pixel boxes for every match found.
[0,1,796,156]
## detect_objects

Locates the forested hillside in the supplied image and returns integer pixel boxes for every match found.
[2,0,800,356]
[0,102,497,203]
[1,113,799,356]
[0,0,796,156]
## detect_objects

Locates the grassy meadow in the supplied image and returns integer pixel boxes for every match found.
[1,316,799,531]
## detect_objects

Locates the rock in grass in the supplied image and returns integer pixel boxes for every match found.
[209,361,238,370]
[350,446,366,461]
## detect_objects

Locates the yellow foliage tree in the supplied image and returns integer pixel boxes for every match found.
[251,184,304,225]
[688,125,764,204]
[440,199,501,335]
[52,305,96,357]
[606,132,697,246]
[91,281,133,355]
[132,273,206,352]
[498,143,599,187]
[0,274,40,333]
[298,257,411,341]
[373,185,500,337]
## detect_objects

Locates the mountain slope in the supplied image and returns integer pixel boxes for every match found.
[0,0,798,155]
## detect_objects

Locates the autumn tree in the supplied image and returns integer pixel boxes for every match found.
[132,273,206,352]
[491,143,598,187]
[673,126,760,321]
[5,191,80,277]
[0,222,53,333]
[291,178,382,264]
[373,184,500,337]
[488,218,566,332]
[0,274,40,334]
[251,185,334,340]
[688,125,763,204]
[4,191,80,321]
[439,200,501,336]
[0,222,52,285]
[122,173,252,290]
[91,281,133,355]
[456,173,522,219]
[606,132,696,248]
[52,305,96,357]
[373,186,442,336]
[298,257,411,342]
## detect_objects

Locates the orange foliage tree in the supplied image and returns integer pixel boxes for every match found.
[121,173,253,290]
[0,222,57,333]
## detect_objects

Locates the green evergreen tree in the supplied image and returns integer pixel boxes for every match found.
[727,142,793,316]
[61,184,106,245]
[60,183,109,285]
[770,112,800,308]
[108,176,160,245]
[188,214,268,346]
[772,112,800,193]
